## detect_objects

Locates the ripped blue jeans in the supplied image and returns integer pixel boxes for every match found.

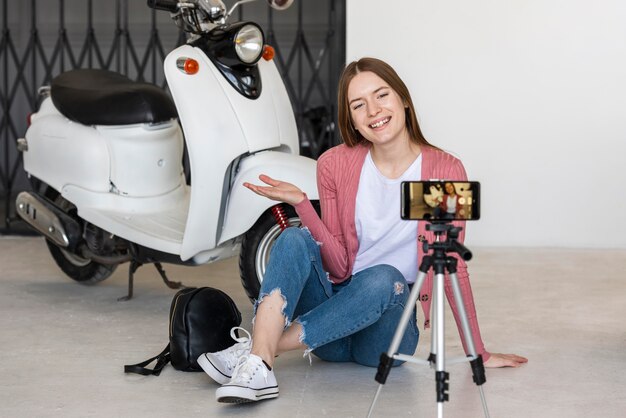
[255,227,419,367]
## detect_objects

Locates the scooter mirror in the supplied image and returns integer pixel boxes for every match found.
[267,0,294,10]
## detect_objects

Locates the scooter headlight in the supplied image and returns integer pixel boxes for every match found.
[234,24,264,64]
[202,22,265,67]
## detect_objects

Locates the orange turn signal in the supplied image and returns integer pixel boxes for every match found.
[177,57,200,75]
[183,58,199,75]
[262,45,275,61]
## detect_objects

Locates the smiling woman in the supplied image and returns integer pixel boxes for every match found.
[197,56,527,405]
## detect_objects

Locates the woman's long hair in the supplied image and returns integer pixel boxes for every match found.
[337,57,434,148]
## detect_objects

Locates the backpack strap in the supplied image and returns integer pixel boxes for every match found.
[124,344,171,376]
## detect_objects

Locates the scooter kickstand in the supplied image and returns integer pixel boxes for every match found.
[154,262,184,290]
[118,260,141,302]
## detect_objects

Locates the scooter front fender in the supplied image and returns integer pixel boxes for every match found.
[218,151,319,245]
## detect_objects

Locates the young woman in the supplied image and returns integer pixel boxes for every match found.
[197,57,527,404]
[441,182,461,217]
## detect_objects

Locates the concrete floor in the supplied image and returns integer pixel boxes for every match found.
[1,236,625,417]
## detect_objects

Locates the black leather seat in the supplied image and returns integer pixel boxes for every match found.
[50,69,177,126]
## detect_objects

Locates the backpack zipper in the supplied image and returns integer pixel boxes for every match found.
[170,292,184,338]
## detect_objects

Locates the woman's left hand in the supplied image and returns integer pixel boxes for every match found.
[484,353,528,368]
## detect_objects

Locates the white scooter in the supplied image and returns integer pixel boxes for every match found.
[15,0,319,302]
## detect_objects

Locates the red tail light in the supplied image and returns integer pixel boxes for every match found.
[27,113,33,126]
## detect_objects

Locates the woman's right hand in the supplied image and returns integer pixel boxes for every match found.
[244,174,306,206]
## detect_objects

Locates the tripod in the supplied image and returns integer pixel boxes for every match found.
[367,222,490,418]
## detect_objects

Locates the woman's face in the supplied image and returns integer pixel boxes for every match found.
[445,183,455,194]
[347,71,408,147]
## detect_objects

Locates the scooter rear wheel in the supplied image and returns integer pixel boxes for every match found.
[46,239,118,284]
[239,201,320,304]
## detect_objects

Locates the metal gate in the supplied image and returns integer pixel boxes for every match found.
[0,0,346,233]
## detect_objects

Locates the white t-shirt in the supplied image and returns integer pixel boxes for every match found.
[352,151,422,284]
[445,195,457,213]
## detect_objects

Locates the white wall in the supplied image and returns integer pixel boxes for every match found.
[347,0,626,248]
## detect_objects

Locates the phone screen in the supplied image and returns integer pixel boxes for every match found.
[401,181,480,221]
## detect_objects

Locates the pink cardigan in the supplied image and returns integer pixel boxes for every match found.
[294,143,490,361]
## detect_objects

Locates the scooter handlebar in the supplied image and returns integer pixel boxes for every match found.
[147,0,179,12]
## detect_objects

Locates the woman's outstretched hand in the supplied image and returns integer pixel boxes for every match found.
[244,174,306,206]
[484,352,528,368]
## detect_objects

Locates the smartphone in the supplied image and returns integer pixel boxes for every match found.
[401,181,481,221]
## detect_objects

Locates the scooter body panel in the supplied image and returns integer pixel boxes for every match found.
[24,99,190,255]
[65,182,190,255]
[236,58,300,154]
[24,98,111,194]
[218,150,319,245]
[166,45,247,260]
[97,122,184,197]
[24,98,186,199]
[260,59,300,154]
[166,45,302,260]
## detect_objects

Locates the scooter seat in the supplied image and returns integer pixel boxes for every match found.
[50,69,177,126]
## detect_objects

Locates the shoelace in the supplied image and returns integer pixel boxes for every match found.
[220,327,252,370]
[230,326,252,346]
[231,355,267,385]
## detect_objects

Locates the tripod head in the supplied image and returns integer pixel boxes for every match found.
[423,221,472,261]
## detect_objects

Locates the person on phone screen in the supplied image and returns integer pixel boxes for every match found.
[198,57,527,404]
[440,182,461,219]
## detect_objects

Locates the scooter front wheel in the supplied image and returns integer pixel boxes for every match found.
[239,201,320,304]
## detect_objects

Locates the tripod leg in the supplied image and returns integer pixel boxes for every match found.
[429,280,437,366]
[447,272,480,359]
[434,273,446,371]
[448,272,490,418]
[375,270,427,384]
[433,272,449,418]
[367,269,429,418]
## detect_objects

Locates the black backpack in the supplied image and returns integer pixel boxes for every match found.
[124,287,242,375]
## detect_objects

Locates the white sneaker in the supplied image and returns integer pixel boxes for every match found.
[197,327,252,385]
[215,354,279,403]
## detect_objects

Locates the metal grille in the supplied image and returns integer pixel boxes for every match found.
[0,0,346,232]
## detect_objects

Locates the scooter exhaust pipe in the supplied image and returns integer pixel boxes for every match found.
[15,192,81,249]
